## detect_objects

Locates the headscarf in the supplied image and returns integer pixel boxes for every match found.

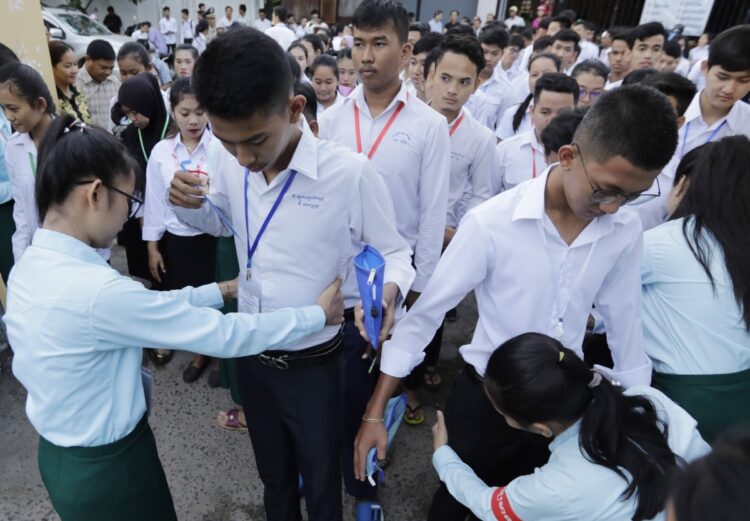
[117,72,170,191]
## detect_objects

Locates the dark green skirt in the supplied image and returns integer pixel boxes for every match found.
[215,237,242,405]
[0,200,15,284]
[37,416,177,521]
[653,367,750,445]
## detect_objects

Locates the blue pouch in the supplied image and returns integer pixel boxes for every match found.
[366,393,407,486]
[354,245,385,350]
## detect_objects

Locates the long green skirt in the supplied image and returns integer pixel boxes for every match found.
[653,367,750,445]
[0,200,15,284]
[215,237,242,405]
[37,415,177,521]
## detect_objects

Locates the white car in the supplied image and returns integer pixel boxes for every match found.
[42,7,132,59]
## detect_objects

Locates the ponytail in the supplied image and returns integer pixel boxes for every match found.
[512,93,532,133]
[484,333,680,521]
[36,113,138,221]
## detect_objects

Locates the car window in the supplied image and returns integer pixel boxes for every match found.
[57,14,111,36]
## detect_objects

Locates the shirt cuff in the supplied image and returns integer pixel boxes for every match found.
[410,272,431,293]
[141,226,165,242]
[200,283,225,309]
[594,357,653,389]
[298,305,327,332]
[379,340,426,378]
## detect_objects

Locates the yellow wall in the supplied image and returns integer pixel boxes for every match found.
[0,1,57,101]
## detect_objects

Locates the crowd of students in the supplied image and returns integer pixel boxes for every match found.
[1,1,750,520]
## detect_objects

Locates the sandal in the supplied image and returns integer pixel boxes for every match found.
[182,355,210,383]
[148,349,173,367]
[423,366,442,390]
[403,404,424,426]
[216,408,247,432]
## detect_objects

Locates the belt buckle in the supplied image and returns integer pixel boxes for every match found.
[259,354,290,370]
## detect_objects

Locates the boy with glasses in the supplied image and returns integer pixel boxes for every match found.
[354,85,677,521]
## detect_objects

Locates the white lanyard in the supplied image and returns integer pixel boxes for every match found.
[537,217,597,340]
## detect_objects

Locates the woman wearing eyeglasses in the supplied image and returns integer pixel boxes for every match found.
[2,114,344,521]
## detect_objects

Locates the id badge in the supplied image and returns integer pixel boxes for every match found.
[238,274,262,314]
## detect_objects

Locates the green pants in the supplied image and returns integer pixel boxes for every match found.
[215,237,242,405]
[653,367,750,445]
[37,416,177,521]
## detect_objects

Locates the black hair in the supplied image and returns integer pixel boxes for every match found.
[48,40,75,68]
[117,41,151,66]
[174,43,198,61]
[353,0,409,44]
[674,135,750,329]
[310,54,339,79]
[181,8,188,15]
[107,6,114,13]
[558,9,577,23]
[273,5,287,21]
[479,27,509,50]
[622,67,659,85]
[707,25,750,72]
[163,6,170,11]
[289,41,308,58]
[550,15,572,29]
[450,9,458,15]
[310,8,320,16]
[194,27,292,120]
[571,59,609,81]
[195,19,209,36]
[294,80,317,124]
[626,22,666,50]
[239,4,246,11]
[0,43,19,69]
[168,76,195,109]
[541,107,588,156]
[534,72,579,103]
[446,24,475,37]
[668,145,706,222]
[0,62,56,115]
[574,85,678,171]
[641,72,697,117]
[286,53,301,80]
[423,47,441,81]
[86,40,116,61]
[141,21,152,28]
[553,28,581,54]
[533,34,554,52]
[538,16,552,30]
[485,333,680,521]
[337,47,352,61]
[663,40,681,60]
[301,33,325,54]
[511,53,562,132]
[433,9,442,16]
[434,33,485,76]
[609,26,632,44]
[408,21,429,37]
[508,34,525,50]
[35,113,138,221]
[316,30,331,47]
[670,430,750,521]
[412,32,442,56]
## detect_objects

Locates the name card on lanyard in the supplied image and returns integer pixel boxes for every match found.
[237,168,297,314]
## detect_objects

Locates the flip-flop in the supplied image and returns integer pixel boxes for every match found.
[216,408,248,432]
[424,366,442,390]
[403,404,424,426]
[356,501,384,521]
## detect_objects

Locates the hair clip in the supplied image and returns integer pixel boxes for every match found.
[558,351,564,363]
[63,119,86,135]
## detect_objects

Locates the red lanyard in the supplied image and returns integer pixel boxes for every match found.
[354,100,406,159]
[449,112,465,137]
[531,145,537,178]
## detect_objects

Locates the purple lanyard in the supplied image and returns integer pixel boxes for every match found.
[680,119,727,158]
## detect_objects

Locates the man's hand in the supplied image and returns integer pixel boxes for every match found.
[354,282,399,349]
[317,278,344,325]
[432,410,448,451]
[443,226,456,249]
[168,170,206,209]
[147,242,165,283]
[218,278,239,301]
[404,289,421,309]
[354,419,388,481]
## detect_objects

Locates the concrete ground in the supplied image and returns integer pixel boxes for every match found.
[0,246,479,521]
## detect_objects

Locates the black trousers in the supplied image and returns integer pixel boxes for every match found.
[236,348,344,521]
[158,232,216,290]
[426,366,551,521]
[119,217,154,286]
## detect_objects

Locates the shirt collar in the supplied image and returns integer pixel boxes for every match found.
[171,128,212,155]
[549,419,581,452]
[683,90,703,123]
[286,119,318,180]
[31,228,110,268]
[517,129,544,152]
[684,89,743,131]
[351,81,409,120]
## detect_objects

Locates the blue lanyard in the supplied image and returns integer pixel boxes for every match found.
[680,119,727,158]
[243,169,297,276]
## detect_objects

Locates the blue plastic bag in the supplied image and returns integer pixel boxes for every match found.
[354,245,385,350]
[366,393,407,486]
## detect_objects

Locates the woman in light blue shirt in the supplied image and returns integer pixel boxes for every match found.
[642,135,750,443]
[3,114,344,521]
[0,43,19,283]
[431,333,709,521]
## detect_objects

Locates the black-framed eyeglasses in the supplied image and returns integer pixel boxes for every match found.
[574,143,660,206]
[579,88,602,101]
[75,180,143,218]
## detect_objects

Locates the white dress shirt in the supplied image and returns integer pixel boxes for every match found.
[319,82,451,292]
[316,90,346,117]
[433,386,709,521]
[678,89,750,157]
[643,218,750,375]
[174,121,414,342]
[445,109,496,228]
[428,19,443,33]
[465,72,515,131]
[687,60,706,91]
[218,16,234,29]
[577,40,600,63]
[604,78,623,90]
[5,228,326,447]
[504,15,526,29]
[265,23,297,51]
[159,16,177,45]
[143,131,214,241]
[181,18,195,43]
[676,56,691,76]
[492,129,546,194]
[379,166,652,387]
[688,45,709,65]
[252,18,272,32]
[511,71,531,103]
[495,103,532,140]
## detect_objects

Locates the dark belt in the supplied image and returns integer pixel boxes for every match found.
[256,328,343,370]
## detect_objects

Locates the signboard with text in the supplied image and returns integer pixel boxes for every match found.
[640,0,715,36]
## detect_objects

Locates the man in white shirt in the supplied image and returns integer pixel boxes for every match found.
[504,6,525,30]
[465,28,515,130]
[180,8,195,44]
[354,85,679,521]
[493,73,578,194]
[605,27,630,89]
[627,21,666,71]
[265,6,297,51]
[168,28,414,521]
[236,4,248,25]
[252,9,272,31]
[428,10,443,33]
[218,5,234,29]
[572,20,599,64]
[551,29,580,75]
[688,32,710,64]
[159,7,177,53]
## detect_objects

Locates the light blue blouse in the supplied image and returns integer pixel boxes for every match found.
[4,228,325,447]
[0,111,12,204]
